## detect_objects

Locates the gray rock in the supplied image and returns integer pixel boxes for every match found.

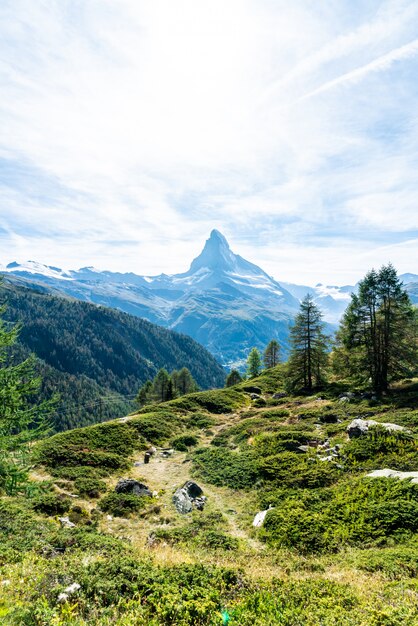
[250,393,261,400]
[339,396,350,403]
[253,506,274,527]
[367,469,418,484]
[172,481,205,514]
[347,419,406,439]
[58,516,76,529]
[272,392,286,399]
[115,479,152,497]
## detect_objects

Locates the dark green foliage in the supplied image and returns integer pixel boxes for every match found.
[186,412,215,429]
[225,368,243,387]
[1,281,225,431]
[99,492,147,517]
[263,339,280,369]
[30,491,71,515]
[351,544,418,579]
[229,579,358,625]
[193,447,259,489]
[172,367,199,396]
[130,411,181,444]
[334,264,417,393]
[0,287,55,496]
[35,421,138,470]
[171,434,198,451]
[345,427,417,471]
[51,465,109,480]
[261,478,418,553]
[287,294,329,392]
[74,476,107,498]
[258,452,340,489]
[246,347,262,378]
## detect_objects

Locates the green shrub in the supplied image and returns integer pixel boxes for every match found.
[193,447,259,489]
[202,530,239,551]
[187,412,216,429]
[35,422,138,470]
[99,492,147,517]
[30,492,71,515]
[345,427,417,471]
[130,411,181,444]
[171,434,198,451]
[171,388,246,414]
[260,478,418,553]
[74,476,107,498]
[51,465,109,480]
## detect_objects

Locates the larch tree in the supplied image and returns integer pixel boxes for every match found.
[225,369,243,387]
[334,264,417,394]
[247,347,262,378]
[286,294,329,392]
[263,340,280,369]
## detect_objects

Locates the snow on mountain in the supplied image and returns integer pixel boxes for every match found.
[2,233,415,364]
[4,261,73,281]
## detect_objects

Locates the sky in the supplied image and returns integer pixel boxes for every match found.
[1,0,418,286]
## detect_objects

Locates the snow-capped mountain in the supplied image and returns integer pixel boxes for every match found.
[2,232,416,365]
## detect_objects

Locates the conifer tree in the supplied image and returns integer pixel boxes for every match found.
[136,379,153,406]
[225,369,243,387]
[286,294,328,392]
[172,367,198,396]
[0,292,54,495]
[263,339,280,369]
[247,347,262,378]
[152,368,174,403]
[334,264,417,393]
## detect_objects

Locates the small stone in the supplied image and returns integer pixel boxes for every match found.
[58,517,76,529]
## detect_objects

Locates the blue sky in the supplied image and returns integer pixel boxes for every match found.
[1,0,417,284]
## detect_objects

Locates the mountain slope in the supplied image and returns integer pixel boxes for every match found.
[1,281,225,430]
[3,236,416,365]
[3,369,417,623]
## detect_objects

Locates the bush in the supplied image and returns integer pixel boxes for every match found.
[171,434,198,451]
[260,478,418,553]
[74,476,107,498]
[187,412,215,429]
[51,465,109,480]
[130,411,181,444]
[345,427,417,471]
[193,447,259,489]
[35,422,138,470]
[30,492,71,515]
[99,492,147,517]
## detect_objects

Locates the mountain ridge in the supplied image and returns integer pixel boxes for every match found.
[2,232,416,365]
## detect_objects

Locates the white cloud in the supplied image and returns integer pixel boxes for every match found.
[0,0,417,283]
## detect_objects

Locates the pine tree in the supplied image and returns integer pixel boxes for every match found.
[334,264,417,393]
[0,294,54,495]
[152,368,174,403]
[286,294,329,392]
[263,340,280,369]
[136,380,153,406]
[225,369,243,387]
[247,347,262,378]
[172,367,198,396]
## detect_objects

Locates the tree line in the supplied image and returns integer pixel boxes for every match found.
[227,264,417,394]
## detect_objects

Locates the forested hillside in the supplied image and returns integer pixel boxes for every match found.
[1,281,225,431]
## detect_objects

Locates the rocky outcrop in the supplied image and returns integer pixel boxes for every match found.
[173,481,206,514]
[367,469,418,484]
[252,506,274,527]
[347,419,406,438]
[115,479,152,497]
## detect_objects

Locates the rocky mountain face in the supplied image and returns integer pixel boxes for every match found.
[2,231,416,366]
